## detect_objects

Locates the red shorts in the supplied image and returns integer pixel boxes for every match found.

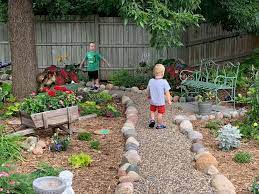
[150,105,166,114]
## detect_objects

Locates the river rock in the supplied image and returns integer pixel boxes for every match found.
[126,137,139,147]
[195,153,218,171]
[115,182,134,194]
[204,165,219,176]
[106,84,113,90]
[188,131,203,141]
[118,163,131,177]
[211,174,236,194]
[123,150,141,165]
[215,112,224,119]
[179,120,193,130]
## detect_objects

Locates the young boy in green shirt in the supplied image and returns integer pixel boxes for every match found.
[80,42,109,90]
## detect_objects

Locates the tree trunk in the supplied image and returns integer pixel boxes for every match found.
[8,0,38,99]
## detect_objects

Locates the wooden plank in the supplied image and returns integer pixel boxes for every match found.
[8,128,36,136]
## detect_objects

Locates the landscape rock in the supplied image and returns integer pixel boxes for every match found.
[204,165,219,176]
[126,107,138,115]
[99,84,106,90]
[230,111,239,118]
[125,143,139,151]
[119,171,141,183]
[123,150,141,165]
[37,140,47,149]
[126,115,138,125]
[123,128,137,138]
[83,87,90,93]
[118,163,131,177]
[209,115,216,120]
[21,136,38,151]
[112,93,121,99]
[215,112,224,119]
[194,151,212,161]
[223,113,232,119]
[179,120,193,130]
[180,127,193,135]
[191,143,205,153]
[125,88,131,92]
[106,84,113,90]
[126,164,140,174]
[196,115,202,119]
[32,146,44,155]
[122,96,131,105]
[189,115,197,121]
[126,100,135,108]
[197,147,207,154]
[201,115,209,121]
[126,137,140,147]
[120,86,126,91]
[211,174,236,193]
[195,153,218,171]
[188,131,203,141]
[173,115,188,124]
[86,81,92,87]
[113,86,119,90]
[115,182,134,194]
[131,87,139,93]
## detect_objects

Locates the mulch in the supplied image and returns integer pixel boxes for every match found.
[192,119,259,194]
[3,115,125,194]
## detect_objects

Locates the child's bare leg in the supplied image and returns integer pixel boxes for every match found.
[150,111,155,121]
[95,78,100,87]
[91,79,95,87]
[157,113,163,125]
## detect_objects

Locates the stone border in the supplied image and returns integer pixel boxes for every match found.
[173,114,236,194]
[111,95,141,194]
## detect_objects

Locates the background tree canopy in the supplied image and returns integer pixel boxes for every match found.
[0,0,258,48]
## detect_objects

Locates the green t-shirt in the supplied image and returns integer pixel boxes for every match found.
[85,51,101,71]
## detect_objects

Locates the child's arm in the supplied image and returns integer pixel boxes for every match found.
[100,56,110,67]
[80,58,85,69]
[165,91,172,105]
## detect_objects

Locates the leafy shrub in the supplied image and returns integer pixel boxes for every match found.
[205,120,223,137]
[0,83,12,103]
[103,104,121,117]
[68,152,93,168]
[90,140,101,150]
[0,135,24,165]
[50,133,70,152]
[79,101,101,116]
[217,124,242,151]
[110,70,149,88]
[4,102,21,117]
[233,151,252,164]
[78,132,92,141]
[30,163,62,177]
[83,91,112,104]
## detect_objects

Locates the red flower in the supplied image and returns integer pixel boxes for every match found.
[65,90,74,94]
[60,68,69,79]
[31,91,37,96]
[42,87,50,92]
[54,85,67,92]
[47,65,57,73]
[48,90,56,97]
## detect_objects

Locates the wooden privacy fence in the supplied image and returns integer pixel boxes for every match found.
[0,15,256,80]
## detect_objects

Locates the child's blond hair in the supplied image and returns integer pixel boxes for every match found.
[153,64,165,76]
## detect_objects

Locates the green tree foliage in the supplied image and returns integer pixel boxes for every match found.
[200,0,259,33]
[0,0,258,47]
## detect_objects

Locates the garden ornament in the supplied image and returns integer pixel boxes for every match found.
[59,170,75,194]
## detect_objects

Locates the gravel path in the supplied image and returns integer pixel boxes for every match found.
[114,90,214,194]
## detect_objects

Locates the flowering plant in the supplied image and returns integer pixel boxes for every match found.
[50,132,70,152]
[20,86,79,114]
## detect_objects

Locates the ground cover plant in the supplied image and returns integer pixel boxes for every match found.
[233,151,252,164]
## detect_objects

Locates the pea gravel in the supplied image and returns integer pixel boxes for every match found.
[112,90,214,194]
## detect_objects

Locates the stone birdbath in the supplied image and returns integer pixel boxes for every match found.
[33,176,66,194]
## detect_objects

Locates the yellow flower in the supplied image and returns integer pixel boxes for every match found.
[238,93,242,97]
[253,123,258,127]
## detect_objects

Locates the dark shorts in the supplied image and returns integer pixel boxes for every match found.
[150,105,166,114]
[88,70,99,80]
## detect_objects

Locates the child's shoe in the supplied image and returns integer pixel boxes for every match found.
[148,120,156,128]
[156,124,166,129]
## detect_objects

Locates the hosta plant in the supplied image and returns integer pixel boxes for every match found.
[217,124,242,151]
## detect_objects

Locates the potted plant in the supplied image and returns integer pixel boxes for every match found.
[197,91,215,115]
